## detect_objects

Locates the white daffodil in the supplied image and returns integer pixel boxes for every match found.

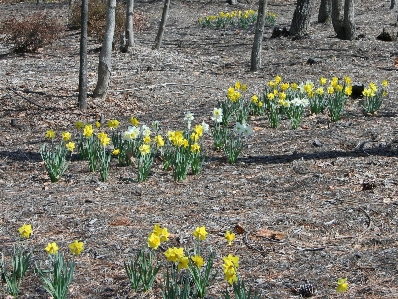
[243,124,253,137]
[234,122,245,135]
[212,108,223,123]
[201,121,209,133]
[184,112,194,129]
[141,125,151,137]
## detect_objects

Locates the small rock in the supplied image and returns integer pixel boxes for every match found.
[271,26,290,38]
[351,84,365,99]
[307,57,322,65]
[313,139,322,147]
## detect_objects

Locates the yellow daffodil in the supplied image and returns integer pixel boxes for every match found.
[344,86,352,96]
[267,93,275,101]
[69,240,84,256]
[193,226,208,241]
[223,254,239,268]
[191,255,204,268]
[279,92,286,101]
[336,278,348,293]
[18,224,32,239]
[147,232,161,250]
[319,77,327,85]
[107,119,120,129]
[316,87,324,95]
[164,247,184,262]
[191,143,200,153]
[382,80,388,87]
[241,84,247,91]
[45,242,59,255]
[45,129,56,139]
[234,81,241,90]
[139,144,150,155]
[194,124,203,137]
[331,77,339,87]
[62,131,71,142]
[251,95,258,103]
[369,82,377,92]
[75,121,84,130]
[130,117,139,126]
[95,121,101,128]
[225,230,236,245]
[143,135,151,144]
[291,83,298,90]
[83,124,93,138]
[335,84,343,92]
[274,75,282,85]
[112,149,120,155]
[154,135,164,147]
[97,132,110,146]
[152,224,170,242]
[258,101,263,107]
[281,82,289,91]
[177,256,189,270]
[327,86,335,94]
[344,76,352,85]
[65,142,75,152]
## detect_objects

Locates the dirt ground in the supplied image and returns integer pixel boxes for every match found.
[1,0,398,298]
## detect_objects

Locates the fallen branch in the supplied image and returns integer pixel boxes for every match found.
[6,84,45,109]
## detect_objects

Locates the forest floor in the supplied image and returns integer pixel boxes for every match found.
[1,0,398,298]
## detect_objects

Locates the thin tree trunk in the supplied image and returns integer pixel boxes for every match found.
[250,0,268,72]
[289,0,314,36]
[332,0,345,38]
[93,0,116,99]
[153,0,171,50]
[391,0,395,9]
[318,0,332,23]
[78,0,88,110]
[125,0,134,47]
[343,0,355,40]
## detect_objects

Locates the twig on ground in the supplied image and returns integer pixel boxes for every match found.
[5,83,45,109]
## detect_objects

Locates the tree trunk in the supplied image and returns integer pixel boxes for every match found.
[289,0,314,36]
[343,0,355,40]
[332,0,345,38]
[318,0,332,23]
[124,0,134,49]
[391,0,395,9]
[93,0,116,99]
[78,0,88,110]
[153,0,171,50]
[250,0,268,72]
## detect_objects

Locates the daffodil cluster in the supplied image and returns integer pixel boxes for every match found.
[163,115,208,180]
[361,80,388,115]
[198,9,276,29]
[147,224,170,250]
[223,254,239,285]
[2,224,84,299]
[41,130,74,182]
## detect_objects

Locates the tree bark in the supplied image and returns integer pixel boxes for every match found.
[250,0,268,72]
[332,0,345,38]
[93,0,116,99]
[153,0,171,50]
[343,0,355,40]
[391,0,395,9]
[289,0,314,36]
[318,0,332,23]
[124,0,134,49]
[78,0,88,110]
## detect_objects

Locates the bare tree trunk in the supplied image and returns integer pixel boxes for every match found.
[391,0,395,9]
[318,0,332,23]
[78,0,88,110]
[153,0,171,50]
[332,0,345,38]
[289,0,314,36]
[250,0,268,72]
[343,0,355,40]
[93,0,116,99]
[124,0,134,49]
[229,0,238,4]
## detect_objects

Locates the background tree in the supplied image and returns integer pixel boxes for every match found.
[289,0,314,36]
[93,0,116,99]
[318,0,332,23]
[78,0,88,110]
[332,0,355,40]
[121,0,134,52]
[153,0,171,50]
[251,0,268,71]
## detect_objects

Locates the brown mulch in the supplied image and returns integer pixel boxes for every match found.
[1,0,398,298]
